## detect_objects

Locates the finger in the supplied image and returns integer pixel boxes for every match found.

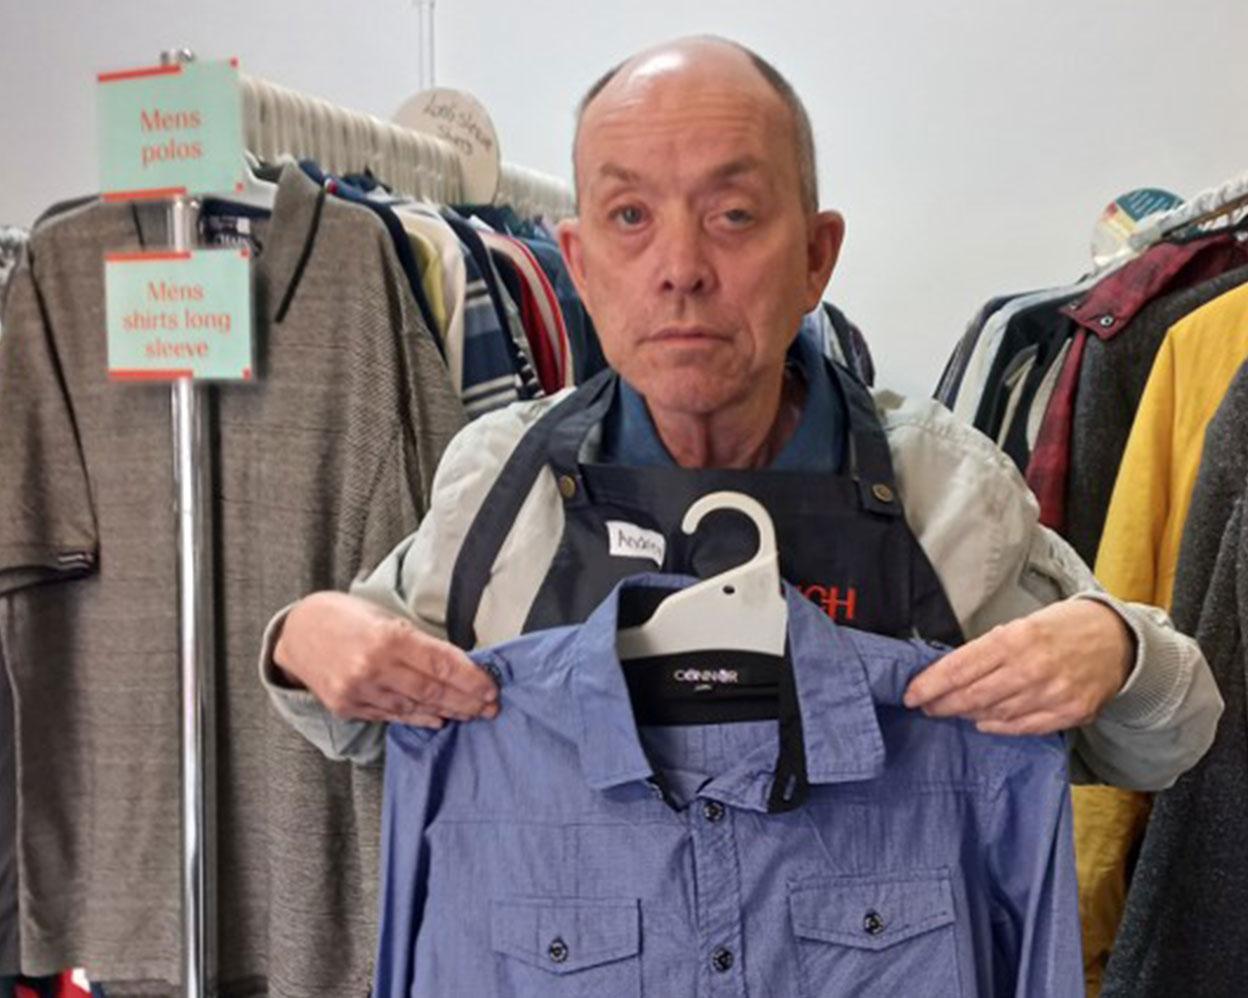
[976,711,1067,737]
[904,639,1006,709]
[963,688,1035,724]
[364,685,483,723]
[392,634,498,703]
[378,668,494,718]
[352,705,445,729]
[921,664,1036,720]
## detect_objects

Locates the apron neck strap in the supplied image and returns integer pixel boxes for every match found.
[446,370,617,649]
[545,372,619,509]
[827,361,902,516]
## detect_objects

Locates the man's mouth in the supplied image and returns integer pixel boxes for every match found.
[648,326,727,343]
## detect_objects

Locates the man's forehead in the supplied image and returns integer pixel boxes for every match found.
[580,84,781,170]
[592,155,770,188]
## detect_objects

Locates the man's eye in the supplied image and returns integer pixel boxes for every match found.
[610,205,646,228]
[721,208,754,226]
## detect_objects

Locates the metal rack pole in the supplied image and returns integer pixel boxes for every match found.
[415,0,437,90]
[161,46,217,998]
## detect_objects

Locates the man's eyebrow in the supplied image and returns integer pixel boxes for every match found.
[595,163,642,185]
[707,157,767,183]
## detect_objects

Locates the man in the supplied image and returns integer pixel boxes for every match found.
[262,37,1219,790]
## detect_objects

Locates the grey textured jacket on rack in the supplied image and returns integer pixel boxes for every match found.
[1101,361,1248,996]
[260,385,1222,792]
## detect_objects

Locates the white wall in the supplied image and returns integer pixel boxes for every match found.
[3,0,1247,396]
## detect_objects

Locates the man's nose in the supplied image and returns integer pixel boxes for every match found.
[657,217,715,296]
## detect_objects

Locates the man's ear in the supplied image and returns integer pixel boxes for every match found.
[804,210,845,310]
[557,217,592,308]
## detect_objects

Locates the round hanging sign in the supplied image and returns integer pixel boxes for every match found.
[393,88,502,203]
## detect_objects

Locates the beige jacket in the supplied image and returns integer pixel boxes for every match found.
[260,387,1222,789]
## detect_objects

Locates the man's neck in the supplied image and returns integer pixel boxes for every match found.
[647,369,806,469]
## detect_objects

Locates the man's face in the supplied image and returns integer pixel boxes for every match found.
[560,49,843,416]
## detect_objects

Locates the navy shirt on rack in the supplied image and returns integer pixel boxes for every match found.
[299,161,443,356]
[374,575,1082,998]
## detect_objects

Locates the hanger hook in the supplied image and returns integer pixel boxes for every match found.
[681,491,778,569]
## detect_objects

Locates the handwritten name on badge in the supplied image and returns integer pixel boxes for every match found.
[606,521,666,567]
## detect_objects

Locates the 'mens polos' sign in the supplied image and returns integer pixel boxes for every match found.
[97,58,245,201]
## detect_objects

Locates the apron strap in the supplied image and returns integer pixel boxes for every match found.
[828,361,903,517]
[445,371,618,649]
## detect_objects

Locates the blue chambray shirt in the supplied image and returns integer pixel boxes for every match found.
[375,577,1082,997]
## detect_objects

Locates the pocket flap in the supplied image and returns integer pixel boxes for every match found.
[490,897,640,975]
[788,870,955,951]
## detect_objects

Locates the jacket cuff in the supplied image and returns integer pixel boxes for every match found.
[1075,591,1188,728]
[257,603,327,717]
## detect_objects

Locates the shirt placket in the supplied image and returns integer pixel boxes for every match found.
[690,793,748,997]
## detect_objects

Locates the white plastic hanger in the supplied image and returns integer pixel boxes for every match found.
[615,491,788,660]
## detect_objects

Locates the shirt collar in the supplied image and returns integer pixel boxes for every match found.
[131,164,327,325]
[1061,232,1248,340]
[566,575,913,811]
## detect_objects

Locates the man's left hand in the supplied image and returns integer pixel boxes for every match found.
[903,599,1135,736]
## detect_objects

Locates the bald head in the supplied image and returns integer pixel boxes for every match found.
[574,36,818,214]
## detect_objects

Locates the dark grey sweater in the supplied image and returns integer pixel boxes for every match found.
[1102,361,1248,996]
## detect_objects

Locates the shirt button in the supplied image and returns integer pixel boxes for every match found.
[1098,314,1116,328]
[702,800,725,823]
[548,937,569,963]
[711,946,734,973]
[863,910,886,936]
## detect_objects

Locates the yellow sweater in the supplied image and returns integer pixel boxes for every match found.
[1095,281,1248,609]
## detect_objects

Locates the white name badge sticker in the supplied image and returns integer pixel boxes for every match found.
[605,520,666,567]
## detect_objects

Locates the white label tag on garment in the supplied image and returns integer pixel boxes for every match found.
[606,520,666,567]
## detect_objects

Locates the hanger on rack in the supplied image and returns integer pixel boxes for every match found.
[616,491,787,660]
[1128,168,1248,252]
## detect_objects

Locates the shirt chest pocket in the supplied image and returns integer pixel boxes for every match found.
[788,870,964,998]
[490,897,641,998]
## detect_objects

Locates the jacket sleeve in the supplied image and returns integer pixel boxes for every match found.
[258,395,565,763]
[881,391,1222,791]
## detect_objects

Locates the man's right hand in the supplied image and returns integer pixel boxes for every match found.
[273,591,499,729]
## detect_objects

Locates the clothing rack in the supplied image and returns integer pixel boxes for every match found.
[166,50,575,998]
[239,74,577,219]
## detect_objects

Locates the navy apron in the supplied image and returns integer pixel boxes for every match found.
[446,361,963,652]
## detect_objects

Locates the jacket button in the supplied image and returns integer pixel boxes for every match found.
[557,474,577,499]
[548,937,569,963]
[711,946,734,973]
[1099,314,1115,328]
[871,483,894,503]
[702,800,725,823]
[863,910,886,936]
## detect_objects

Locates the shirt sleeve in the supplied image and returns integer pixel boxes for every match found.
[0,252,98,595]
[373,724,446,998]
[985,743,1083,998]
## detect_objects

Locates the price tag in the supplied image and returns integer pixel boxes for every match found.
[394,88,502,203]
[106,248,254,381]
[97,58,245,201]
